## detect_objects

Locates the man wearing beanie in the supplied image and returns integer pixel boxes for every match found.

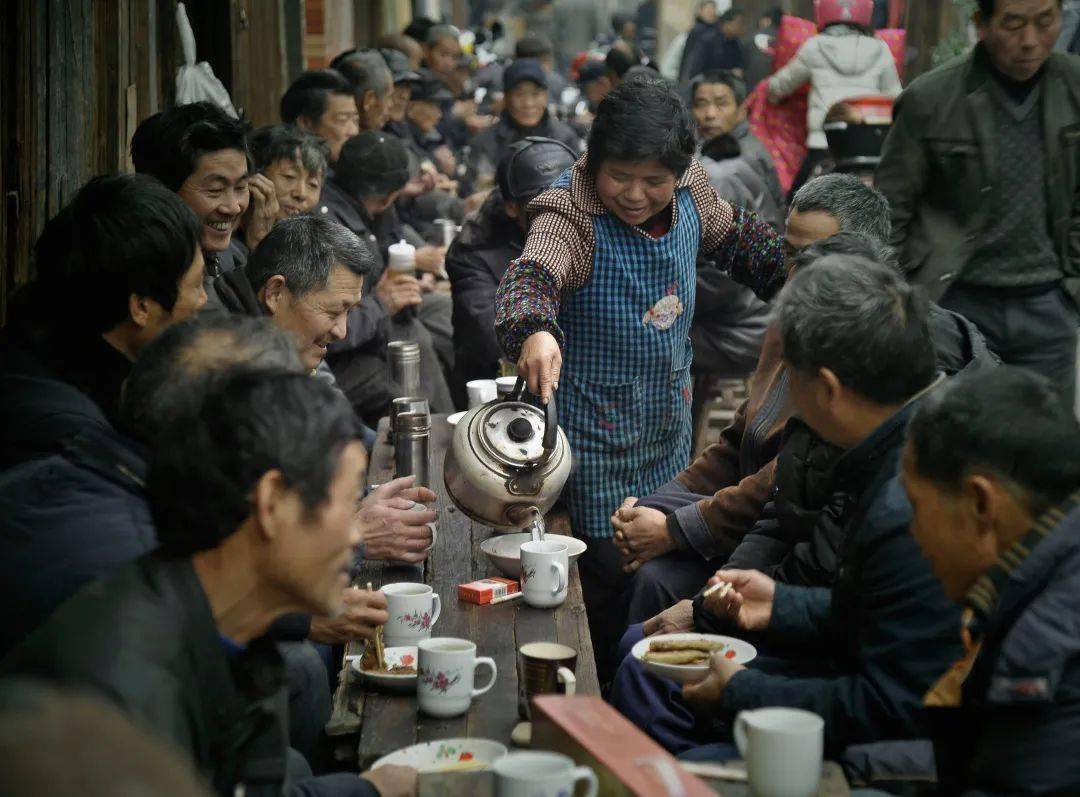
[320,130,455,421]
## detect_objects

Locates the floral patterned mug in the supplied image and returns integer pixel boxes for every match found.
[417,637,498,718]
[383,582,441,647]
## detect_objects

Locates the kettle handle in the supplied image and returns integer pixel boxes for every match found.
[509,377,558,466]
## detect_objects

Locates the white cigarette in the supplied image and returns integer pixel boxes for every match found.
[491,591,523,605]
[702,581,732,599]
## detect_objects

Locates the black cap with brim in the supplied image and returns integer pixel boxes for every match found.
[497,136,578,203]
[576,60,607,87]
[503,58,549,92]
[410,70,455,103]
[336,131,412,198]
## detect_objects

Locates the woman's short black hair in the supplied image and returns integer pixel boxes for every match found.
[130,102,250,192]
[248,123,328,179]
[149,370,359,558]
[586,75,695,179]
[30,173,201,337]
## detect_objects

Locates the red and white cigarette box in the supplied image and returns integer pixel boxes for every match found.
[458,577,520,605]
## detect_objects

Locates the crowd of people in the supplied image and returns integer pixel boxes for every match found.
[0,0,1078,795]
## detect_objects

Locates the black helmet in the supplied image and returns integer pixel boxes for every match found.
[335,131,412,198]
[496,137,577,204]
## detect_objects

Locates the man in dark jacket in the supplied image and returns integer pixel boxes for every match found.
[614,177,993,628]
[467,59,582,190]
[2,372,416,797]
[903,367,1080,796]
[875,0,1080,407]
[611,257,962,774]
[446,137,577,400]
[318,130,455,417]
[678,1,720,85]
[0,174,206,461]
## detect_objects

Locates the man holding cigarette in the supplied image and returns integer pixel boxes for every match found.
[611,256,961,783]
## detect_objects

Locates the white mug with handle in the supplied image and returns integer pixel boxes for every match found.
[417,637,497,718]
[519,540,568,609]
[493,751,598,797]
[382,582,441,647]
[734,707,824,797]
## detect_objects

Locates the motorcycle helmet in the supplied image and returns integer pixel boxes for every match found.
[814,0,874,30]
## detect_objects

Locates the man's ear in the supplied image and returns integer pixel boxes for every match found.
[128,294,155,329]
[295,115,315,133]
[361,89,376,113]
[252,469,288,542]
[817,366,844,409]
[504,200,521,220]
[261,275,289,316]
[972,8,987,35]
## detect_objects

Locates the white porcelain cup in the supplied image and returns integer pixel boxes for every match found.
[519,541,568,609]
[408,502,437,553]
[387,239,416,273]
[495,376,519,397]
[493,751,598,797]
[734,707,824,797]
[417,637,497,718]
[382,582,441,647]
[466,379,498,408]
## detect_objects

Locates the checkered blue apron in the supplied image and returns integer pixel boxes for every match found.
[557,175,699,540]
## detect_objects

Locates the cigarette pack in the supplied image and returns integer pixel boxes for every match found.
[458,577,520,605]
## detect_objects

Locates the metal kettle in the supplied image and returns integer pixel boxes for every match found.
[443,378,571,532]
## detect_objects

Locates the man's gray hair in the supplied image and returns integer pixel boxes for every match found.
[246,215,374,298]
[425,24,460,46]
[775,254,936,405]
[120,313,303,444]
[297,129,329,178]
[336,50,392,102]
[790,230,897,273]
[790,173,892,245]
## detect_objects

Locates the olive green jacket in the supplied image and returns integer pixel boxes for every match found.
[875,44,1080,305]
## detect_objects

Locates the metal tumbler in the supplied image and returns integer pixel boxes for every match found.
[394,411,431,488]
[387,340,421,397]
[388,396,429,444]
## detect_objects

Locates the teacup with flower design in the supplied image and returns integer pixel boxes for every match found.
[383,582,442,647]
[417,637,497,718]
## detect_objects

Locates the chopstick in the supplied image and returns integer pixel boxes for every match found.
[367,581,387,671]
[702,580,733,600]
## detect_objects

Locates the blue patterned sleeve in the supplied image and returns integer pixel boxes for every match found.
[708,204,787,301]
[494,259,567,361]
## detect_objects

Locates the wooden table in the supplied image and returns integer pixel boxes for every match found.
[336,414,599,767]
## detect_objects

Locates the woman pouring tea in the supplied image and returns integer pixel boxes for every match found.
[494,75,786,676]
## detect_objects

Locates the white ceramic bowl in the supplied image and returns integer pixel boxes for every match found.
[631,632,757,684]
[480,532,587,578]
[351,646,418,692]
[447,411,467,428]
[371,737,508,773]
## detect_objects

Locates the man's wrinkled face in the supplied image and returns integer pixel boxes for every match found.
[389,83,412,122]
[262,156,324,219]
[506,81,548,129]
[264,264,364,370]
[311,93,360,162]
[267,441,366,616]
[900,442,997,602]
[595,158,678,227]
[177,150,250,253]
[978,0,1061,81]
[361,87,394,131]
[783,209,840,273]
[426,37,461,78]
[692,82,743,142]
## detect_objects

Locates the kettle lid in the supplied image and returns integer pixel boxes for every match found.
[477,403,548,465]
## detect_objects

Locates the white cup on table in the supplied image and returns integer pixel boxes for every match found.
[519,540,568,609]
[495,376,519,398]
[382,582,441,647]
[417,637,497,718]
[734,707,824,797]
[493,751,598,797]
[466,379,498,408]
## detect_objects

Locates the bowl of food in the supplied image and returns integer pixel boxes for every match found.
[631,633,756,684]
[352,644,418,692]
[371,738,508,773]
[480,532,587,578]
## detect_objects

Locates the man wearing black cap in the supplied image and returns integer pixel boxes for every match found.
[467,59,582,189]
[515,35,569,102]
[446,137,577,399]
[320,130,455,420]
[577,59,614,112]
[405,69,458,175]
[382,47,422,142]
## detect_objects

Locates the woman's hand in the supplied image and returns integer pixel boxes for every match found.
[243,174,280,250]
[517,331,562,404]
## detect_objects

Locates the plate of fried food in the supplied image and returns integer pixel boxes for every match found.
[631,633,757,684]
[352,629,418,692]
